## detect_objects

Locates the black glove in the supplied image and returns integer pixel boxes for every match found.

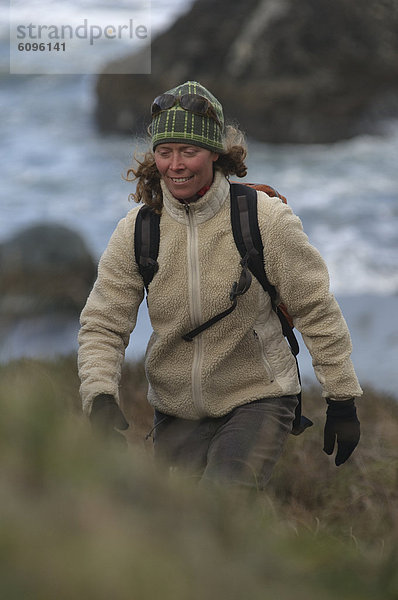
[90,394,129,447]
[323,398,360,466]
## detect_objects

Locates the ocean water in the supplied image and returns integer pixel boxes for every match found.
[1,0,398,393]
[2,73,397,295]
[1,0,397,295]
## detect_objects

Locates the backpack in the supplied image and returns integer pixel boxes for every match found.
[134,182,313,435]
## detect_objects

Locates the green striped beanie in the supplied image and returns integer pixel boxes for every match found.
[151,81,225,153]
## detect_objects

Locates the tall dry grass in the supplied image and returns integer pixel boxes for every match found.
[0,356,397,599]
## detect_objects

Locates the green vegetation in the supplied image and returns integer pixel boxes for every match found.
[0,357,397,599]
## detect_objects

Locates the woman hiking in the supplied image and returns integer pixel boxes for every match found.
[78,81,362,489]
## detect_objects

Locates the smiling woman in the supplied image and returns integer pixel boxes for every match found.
[78,80,362,490]
[153,144,219,201]
[126,82,247,213]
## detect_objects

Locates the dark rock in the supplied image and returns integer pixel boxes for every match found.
[95,0,398,143]
[0,224,96,318]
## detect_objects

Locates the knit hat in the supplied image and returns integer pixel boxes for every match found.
[151,81,225,153]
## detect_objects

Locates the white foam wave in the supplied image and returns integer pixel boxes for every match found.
[0,0,397,295]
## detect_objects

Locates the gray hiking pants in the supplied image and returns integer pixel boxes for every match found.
[153,395,298,490]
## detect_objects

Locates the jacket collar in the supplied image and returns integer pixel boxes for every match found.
[161,169,230,224]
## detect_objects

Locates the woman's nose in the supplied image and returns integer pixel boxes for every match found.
[169,153,183,170]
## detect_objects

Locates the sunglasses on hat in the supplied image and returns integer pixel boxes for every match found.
[151,93,222,128]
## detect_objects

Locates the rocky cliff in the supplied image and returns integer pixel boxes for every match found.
[0,224,96,318]
[95,0,398,143]
[0,224,97,361]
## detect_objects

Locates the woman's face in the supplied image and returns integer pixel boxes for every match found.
[154,143,219,200]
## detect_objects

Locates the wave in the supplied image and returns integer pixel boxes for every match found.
[1,0,397,295]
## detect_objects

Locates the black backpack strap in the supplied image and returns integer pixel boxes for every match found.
[230,182,278,307]
[134,205,160,291]
[230,183,311,435]
[276,307,299,357]
[230,182,299,356]
[182,265,252,341]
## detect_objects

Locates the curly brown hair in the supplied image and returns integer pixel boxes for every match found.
[125,124,248,213]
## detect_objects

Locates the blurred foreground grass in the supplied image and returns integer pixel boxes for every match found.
[0,356,397,599]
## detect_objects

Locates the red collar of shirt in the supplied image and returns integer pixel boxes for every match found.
[178,184,211,207]
[196,185,211,197]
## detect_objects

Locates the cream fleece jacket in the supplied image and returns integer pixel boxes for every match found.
[78,169,362,417]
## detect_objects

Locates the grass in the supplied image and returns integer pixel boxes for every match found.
[0,356,397,599]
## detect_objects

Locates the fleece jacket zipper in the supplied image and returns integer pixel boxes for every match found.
[185,205,206,417]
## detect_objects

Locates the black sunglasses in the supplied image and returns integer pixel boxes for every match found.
[151,93,222,128]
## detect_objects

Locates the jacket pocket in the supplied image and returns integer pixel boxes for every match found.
[253,329,275,383]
